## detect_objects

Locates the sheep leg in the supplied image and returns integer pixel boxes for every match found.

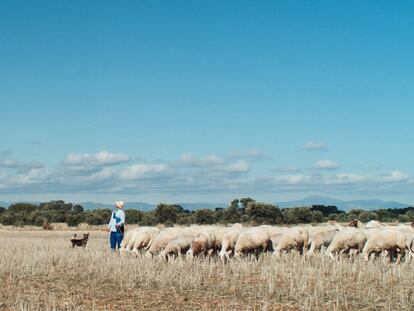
[395,251,402,265]
[307,242,316,256]
[364,249,371,262]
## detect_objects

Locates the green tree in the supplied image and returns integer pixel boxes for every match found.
[223,200,242,224]
[27,210,47,226]
[311,205,343,216]
[282,207,314,224]
[39,200,72,212]
[176,211,195,225]
[240,198,255,209]
[85,208,111,225]
[154,204,185,225]
[213,207,225,223]
[310,210,324,223]
[125,209,144,224]
[406,210,414,222]
[65,212,84,227]
[139,211,157,226]
[8,203,38,213]
[194,209,216,224]
[375,209,394,222]
[0,212,16,225]
[72,204,84,213]
[245,202,283,224]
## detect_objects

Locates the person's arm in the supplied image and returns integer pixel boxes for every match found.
[108,211,114,231]
[119,210,125,226]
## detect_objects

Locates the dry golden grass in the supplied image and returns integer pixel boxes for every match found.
[1,229,413,311]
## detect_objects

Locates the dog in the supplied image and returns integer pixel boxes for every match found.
[70,233,89,248]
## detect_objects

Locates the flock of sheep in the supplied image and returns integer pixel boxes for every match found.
[119,220,414,264]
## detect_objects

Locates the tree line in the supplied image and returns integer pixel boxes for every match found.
[0,198,413,228]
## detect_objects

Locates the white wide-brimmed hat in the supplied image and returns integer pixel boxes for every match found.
[115,201,125,209]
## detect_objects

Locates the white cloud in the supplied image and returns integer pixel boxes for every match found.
[275,174,313,185]
[119,164,171,180]
[0,151,44,173]
[78,167,116,183]
[315,160,339,170]
[274,166,300,173]
[272,170,411,188]
[380,170,409,183]
[9,168,51,185]
[179,154,224,167]
[0,159,19,168]
[225,160,249,173]
[304,141,327,151]
[62,151,130,167]
[322,173,369,185]
[0,150,412,200]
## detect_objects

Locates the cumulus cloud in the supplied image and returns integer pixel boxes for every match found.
[304,141,327,151]
[274,166,300,173]
[224,160,249,173]
[275,174,312,185]
[62,151,130,167]
[8,168,51,186]
[0,151,44,173]
[380,170,409,183]
[0,150,412,200]
[119,164,172,180]
[0,159,19,168]
[179,154,224,167]
[79,167,116,183]
[272,170,411,188]
[178,153,251,178]
[315,160,339,170]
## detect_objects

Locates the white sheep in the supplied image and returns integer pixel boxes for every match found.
[234,227,271,259]
[273,227,309,256]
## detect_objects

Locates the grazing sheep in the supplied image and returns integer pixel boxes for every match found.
[325,228,366,259]
[274,227,309,256]
[256,225,288,251]
[145,228,186,258]
[146,228,199,258]
[160,235,195,260]
[187,230,217,258]
[234,227,271,259]
[119,227,141,253]
[209,227,230,250]
[307,228,338,256]
[362,229,412,264]
[131,227,160,256]
[219,227,244,262]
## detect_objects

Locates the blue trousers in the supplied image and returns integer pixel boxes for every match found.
[110,231,123,250]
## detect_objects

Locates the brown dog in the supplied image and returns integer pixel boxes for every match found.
[70,233,89,248]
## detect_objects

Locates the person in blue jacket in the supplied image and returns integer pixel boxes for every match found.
[107,200,125,251]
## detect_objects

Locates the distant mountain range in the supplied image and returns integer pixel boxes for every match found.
[80,201,156,211]
[0,196,411,211]
[79,201,226,211]
[277,195,410,211]
[0,201,226,211]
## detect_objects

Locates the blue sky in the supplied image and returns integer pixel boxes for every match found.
[1,1,413,204]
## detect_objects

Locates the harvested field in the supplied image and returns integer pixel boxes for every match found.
[0,229,413,310]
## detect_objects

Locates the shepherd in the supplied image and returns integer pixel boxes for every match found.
[107,200,125,252]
